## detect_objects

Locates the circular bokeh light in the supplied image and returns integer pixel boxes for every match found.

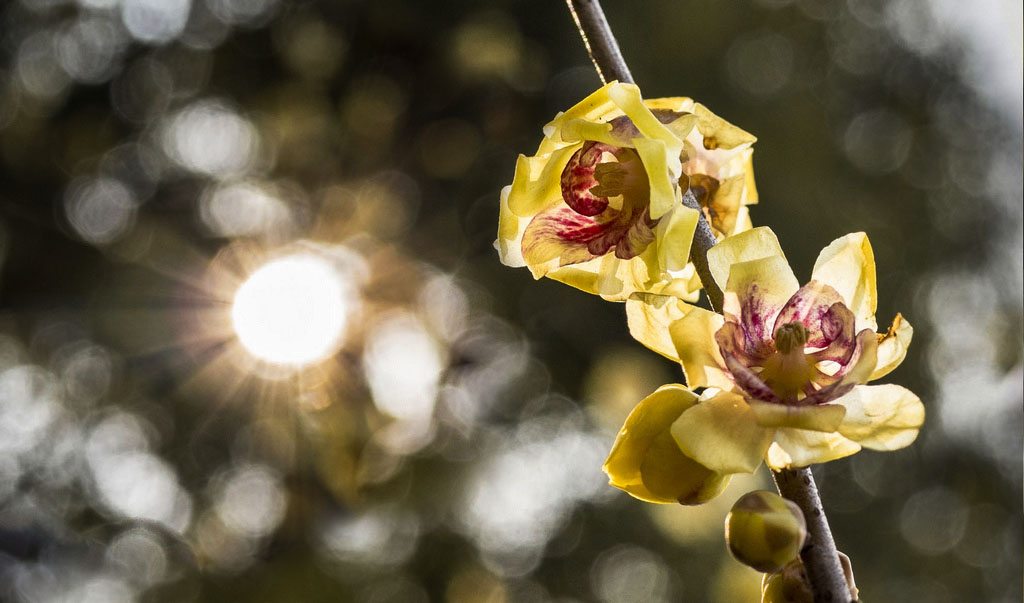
[231,254,347,366]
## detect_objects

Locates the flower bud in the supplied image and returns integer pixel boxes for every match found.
[760,558,812,603]
[725,490,806,573]
[760,552,857,603]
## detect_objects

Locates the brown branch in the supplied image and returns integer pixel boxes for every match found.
[681,188,724,312]
[565,0,723,312]
[565,0,634,85]
[773,468,856,602]
[565,1,853,600]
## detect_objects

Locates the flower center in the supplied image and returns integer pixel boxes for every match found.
[774,322,808,354]
[590,150,647,202]
[758,322,816,403]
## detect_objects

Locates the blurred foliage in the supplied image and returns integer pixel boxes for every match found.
[0,0,1020,601]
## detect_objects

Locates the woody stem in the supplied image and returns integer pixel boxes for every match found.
[565,0,723,312]
[773,467,856,602]
[564,2,854,601]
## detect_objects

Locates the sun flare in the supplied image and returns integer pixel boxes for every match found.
[231,254,348,366]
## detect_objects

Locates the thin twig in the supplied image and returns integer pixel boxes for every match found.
[773,468,856,603]
[565,0,634,85]
[681,188,724,312]
[566,0,723,312]
[564,1,853,600]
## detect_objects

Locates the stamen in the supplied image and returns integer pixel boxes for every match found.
[590,162,627,197]
[775,322,809,354]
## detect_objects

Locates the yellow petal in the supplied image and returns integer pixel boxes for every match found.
[660,112,699,142]
[544,241,661,301]
[640,430,732,505]
[655,205,700,272]
[765,429,861,470]
[604,384,698,484]
[871,313,913,380]
[607,83,682,152]
[748,401,847,432]
[506,145,582,217]
[811,232,878,330]
[722,255,800,323]
[708,226,789,294]
[667,307,733,390]
[495,185,527,267]
[741,152,758,205]
[642,96,696,113]
[836,384,925,451]
[633,136,679,220]
[693,102,758,150]
[605,384,725,504]
[626,292,695,362]
[558,117,620,146]
[843,329,879,386]
[544,81,620,140]
[671,390,774,474]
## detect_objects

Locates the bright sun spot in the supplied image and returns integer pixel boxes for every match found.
[231,254,348,366]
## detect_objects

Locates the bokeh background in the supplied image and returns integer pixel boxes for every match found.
[0,0,1021,601]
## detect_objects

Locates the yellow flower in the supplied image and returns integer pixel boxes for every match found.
[626,227,923,471]
[603,384,731,504]
[497,81,757,301]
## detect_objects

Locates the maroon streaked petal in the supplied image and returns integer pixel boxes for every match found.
[723,350,781,404]
[798,380,856,407]
[773,281,846,348]
[737,287,779,356]
[811,367,841,387]
[830,329,877,381]
[607,115,641,141]
[809,303,857,365]
[560,141,615,216]
[607,110,687,144]
[614,209,656,259]
[651,108,689,125]
[522,207,603,266]
[522,204,657,267]
[800,329,877,405]
[715,320,768,366]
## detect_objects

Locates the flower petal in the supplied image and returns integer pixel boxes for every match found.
[507,145,582,217]
[802,329,879,405]
[521,207,605,269]
[871,313,913,380]
[639,430,732,505]
[655,205,700,272]
[693,102,758,150]
[496,185,527,268]
[671,390,774,474]
[626,292,694,362]
[808,303,857,365]
[811,232,878,330]
[543,82,620,146]
[748,400,847,432]
[633,136,679,220]
[667,307,733,390]
[723,255,800,350]
[836,384,925,451]
[602,384,708,503]
[559,141,614,216]
[543,243,663,301]
[772,281,846,348]
[559,117,620,147]
[721,349,781,404]
[715,320,769,366]
[607,84,683,152]
[765,429,861,470]
[707,226,788,293]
